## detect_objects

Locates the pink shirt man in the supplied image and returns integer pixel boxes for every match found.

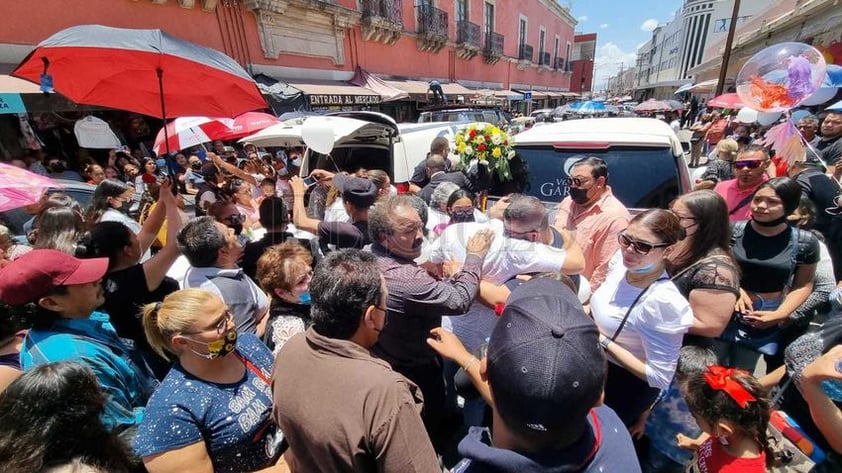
[714,175,768,222]
[553,187,630,292]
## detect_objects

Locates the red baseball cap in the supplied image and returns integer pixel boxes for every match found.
[0,249,108,306]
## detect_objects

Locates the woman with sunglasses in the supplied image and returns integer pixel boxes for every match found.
[590,209,693,426]
[714,177,819,373]
[135,289,287,473]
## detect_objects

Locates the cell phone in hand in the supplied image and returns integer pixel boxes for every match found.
[302,176,317,187]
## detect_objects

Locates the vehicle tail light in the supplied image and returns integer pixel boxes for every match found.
[395,182,410,194]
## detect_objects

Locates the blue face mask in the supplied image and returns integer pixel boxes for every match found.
[291,156,302,167]
[298,292,311,305]
[629,263,656,274]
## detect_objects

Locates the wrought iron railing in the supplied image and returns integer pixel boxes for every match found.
[361,0,403,25]
[518,43,534,62]
[484,31,504,56]
[417,4,448,38]
[456,20,481,48]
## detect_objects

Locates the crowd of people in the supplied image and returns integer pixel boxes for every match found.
[0,107,840,473]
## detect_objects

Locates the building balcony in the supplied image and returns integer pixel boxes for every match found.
[554,57,565,70]
[537,51,552,73]
[517,43,533,70]
[361,0,403,45]
[483,32,504,64]
[455,20,482,60]
[416,4,448,53]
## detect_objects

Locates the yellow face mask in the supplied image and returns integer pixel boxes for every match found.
[185,328,238,360]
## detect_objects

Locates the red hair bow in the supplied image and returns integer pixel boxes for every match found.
[703,365,756,408]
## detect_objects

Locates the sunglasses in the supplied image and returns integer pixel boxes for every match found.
[734,160,764,170]
[570,176,592,187]
[618,232,670,255]
[185,310,233,335]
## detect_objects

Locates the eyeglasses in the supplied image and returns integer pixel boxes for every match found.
[504,227,541,238]
[185,310,233,335]
[668,209,696,223]
[618,232,670,255]
[734,160,764,170]
[569,176,592,187]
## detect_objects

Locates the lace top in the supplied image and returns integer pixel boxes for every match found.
[670,251,740,299]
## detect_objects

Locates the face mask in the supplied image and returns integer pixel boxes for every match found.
[290,156,302,167]
[114,199,131,213]
[751,215,789,227]
[230,222,244,236]
[276,167,289,177]
[569,187,591,205]
[190,161,202,170]
[298,292,311,305]
[451,209,475,223]
[629,263,656,274]
[186,328,238,360]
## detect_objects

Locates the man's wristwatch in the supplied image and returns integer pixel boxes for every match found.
[599,337,612,350]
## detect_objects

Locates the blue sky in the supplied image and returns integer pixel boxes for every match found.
[568,0,684,91]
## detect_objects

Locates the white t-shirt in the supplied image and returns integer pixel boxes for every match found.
[324,197,351,223]
[590,261,693,389]
[429,220,567,284]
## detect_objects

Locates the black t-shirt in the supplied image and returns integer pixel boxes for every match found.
[817,135,842,166]
[796,168,839,231]
[241,232,303,280]
[318,220,370,250]
[102,264,180,351]
[732,223,820,293]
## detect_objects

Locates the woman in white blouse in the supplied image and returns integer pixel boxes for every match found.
[590,208,694,426]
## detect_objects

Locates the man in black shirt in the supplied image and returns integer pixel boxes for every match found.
[819,111,842,176]
[241,196,309,279]
[290,173,376,251]
[788,151,839,236]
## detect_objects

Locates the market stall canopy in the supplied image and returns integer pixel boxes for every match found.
[633,99,674,113]
[12,25,267,119]
[384,79,474,101]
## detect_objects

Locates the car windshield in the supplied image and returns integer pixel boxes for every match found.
[492,146,681,209]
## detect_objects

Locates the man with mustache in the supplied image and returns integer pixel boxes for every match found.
[368,195,495,451]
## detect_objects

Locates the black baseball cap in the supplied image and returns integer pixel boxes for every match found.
[333,174,378,208]
[487,278,605,434]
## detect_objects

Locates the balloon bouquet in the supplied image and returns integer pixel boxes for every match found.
[736,42,831,167]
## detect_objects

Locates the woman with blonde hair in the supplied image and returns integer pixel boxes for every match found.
[133,289,286,473]
[256,241,313,356]
[696,139,739,190]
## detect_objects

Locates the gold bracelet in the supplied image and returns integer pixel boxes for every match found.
[462,356,479,372]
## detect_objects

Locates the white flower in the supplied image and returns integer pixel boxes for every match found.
[490,133,502,145]
[475,123,486,131]
[465,145,474,155]
[507,150,516,160]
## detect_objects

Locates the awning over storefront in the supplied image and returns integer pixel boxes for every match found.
[493,90,524,100]
[350,68,408,102]
[289,81,381,107]
[513,89,549,101]
[383,80,475,101]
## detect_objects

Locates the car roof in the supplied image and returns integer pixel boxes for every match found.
[513,117,683,155]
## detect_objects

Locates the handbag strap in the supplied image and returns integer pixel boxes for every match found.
[729,193,754,216]
[610,276,669,342]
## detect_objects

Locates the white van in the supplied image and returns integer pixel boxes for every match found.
[298,111,479,191]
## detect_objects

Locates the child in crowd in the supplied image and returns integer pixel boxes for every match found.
[681,366,771,472]
[641,346,718,472]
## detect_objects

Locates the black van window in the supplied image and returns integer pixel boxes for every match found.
[491,146,681,209]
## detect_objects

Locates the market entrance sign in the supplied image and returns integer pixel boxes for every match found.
[309,94,381,106]
[0,94,26,114]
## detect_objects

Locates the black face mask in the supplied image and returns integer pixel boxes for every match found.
[569,187,591,205]
[451,209,475,223]
[190,161,202,170]
[752,215,789,227]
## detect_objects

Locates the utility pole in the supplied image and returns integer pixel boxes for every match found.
[716,0,741,96]
[618,62,624,95]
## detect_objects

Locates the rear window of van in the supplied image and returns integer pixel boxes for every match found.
[492,146,682,209]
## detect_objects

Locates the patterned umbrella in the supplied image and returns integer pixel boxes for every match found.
[0,162,58,212]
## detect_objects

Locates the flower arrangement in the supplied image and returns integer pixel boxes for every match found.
[454,123,515,182]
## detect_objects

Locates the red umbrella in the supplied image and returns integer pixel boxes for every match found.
[214,112,282,141]
[12,25,266,154]
[152,117,234,155]
[633,99,673,113]
[707,93,744,109]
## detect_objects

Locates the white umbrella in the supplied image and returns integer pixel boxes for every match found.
[152,117,235,155]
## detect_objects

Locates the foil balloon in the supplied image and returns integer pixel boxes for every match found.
[736,42,827,113]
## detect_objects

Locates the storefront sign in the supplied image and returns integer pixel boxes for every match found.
[309,94,381,106]
[0,94,26,114]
